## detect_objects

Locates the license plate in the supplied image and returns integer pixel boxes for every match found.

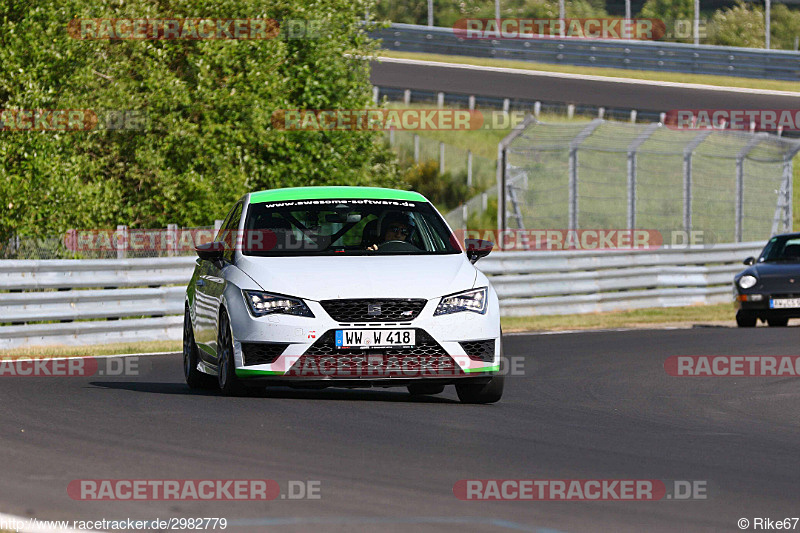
[770,298,800,308]
[335,329,415,348]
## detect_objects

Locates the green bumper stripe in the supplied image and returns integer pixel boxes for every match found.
[236,369,286,377]
[249,186,427,204]
[464,365,500,373]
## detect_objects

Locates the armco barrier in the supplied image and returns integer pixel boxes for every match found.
[0,257,195,349]
[482,242,762,316]
[372,23,800,81]
[0,242,761,348]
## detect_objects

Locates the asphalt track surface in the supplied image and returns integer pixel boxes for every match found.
[369,58,800,112]
[2,327,800,532]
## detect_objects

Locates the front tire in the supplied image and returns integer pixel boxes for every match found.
[217,310,244,396]
[183,306,216,389]
[456,376,504,404]
[736,310,757,328]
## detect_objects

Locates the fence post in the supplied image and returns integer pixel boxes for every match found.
[788,156,795,232]
[167,224,178,257]
[568,120,603,230]
[598,107,605,119]
[389,127,395,146]
[627,123,659,230]
[772,157,793,235]
[413,134,420,163]
[467,150,473,187]
[567,104,574,119]
[437,92,444,108]
[682,130,712,236]
[439,142,445,174]
[735,134,765,242]
[503,98,510,113]
[372,86,379,105]
[468,95,475,111]
[462,204,468,231]
[116,225,128,259]
[403,89,411,106]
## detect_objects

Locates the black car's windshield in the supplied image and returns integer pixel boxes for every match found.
[760,236,800,262]
[240,198,461,256]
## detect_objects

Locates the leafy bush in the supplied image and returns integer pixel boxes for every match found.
[0,0,401,242]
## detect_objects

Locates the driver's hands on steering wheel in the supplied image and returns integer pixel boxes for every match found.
[367,240,414,251]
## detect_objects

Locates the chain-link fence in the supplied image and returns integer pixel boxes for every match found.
[387,129,496,191]
[497,117,800,245]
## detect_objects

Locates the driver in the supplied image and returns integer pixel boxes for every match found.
[367,212,415,251]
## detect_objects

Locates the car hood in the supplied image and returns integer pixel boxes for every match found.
[747,262,800,279]
[236,254,478,301]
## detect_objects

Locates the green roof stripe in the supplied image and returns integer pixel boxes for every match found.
[249,186,427,204]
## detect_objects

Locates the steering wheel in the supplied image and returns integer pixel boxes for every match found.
[377,240,419,252]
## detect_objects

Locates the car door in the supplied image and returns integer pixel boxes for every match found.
[194,202,242,364]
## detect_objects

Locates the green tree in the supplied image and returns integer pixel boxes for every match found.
[0,0,400,243]
[638,0,693,43]
[707,1,765,48]
[771,4,800,51]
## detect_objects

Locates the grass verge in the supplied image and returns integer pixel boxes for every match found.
[0,340,181,359]
[501,303,739,332]
[380,51,800,93]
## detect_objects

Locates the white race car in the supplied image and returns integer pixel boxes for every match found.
[183,186,503,403]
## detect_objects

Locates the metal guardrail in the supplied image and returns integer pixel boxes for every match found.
[478,242,762,316]
[0,257,195,349]
[372,23,800,81]
[0,243,760,347]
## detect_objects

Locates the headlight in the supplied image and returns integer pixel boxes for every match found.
[243,290,314,317]
[738,275,757,289]
[434,287,488,316]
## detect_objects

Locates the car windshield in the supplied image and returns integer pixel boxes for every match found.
[759,236,800,262]
[240,198,462,256]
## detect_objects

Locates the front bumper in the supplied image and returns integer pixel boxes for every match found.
[226,293,502,381]
[735,292,800,318]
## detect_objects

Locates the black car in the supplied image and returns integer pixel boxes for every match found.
[734,233,800,327]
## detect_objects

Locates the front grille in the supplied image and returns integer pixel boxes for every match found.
[319,299,427,322]
[460,339,495,362]
[304,329,446,356]
[241,342,289,366]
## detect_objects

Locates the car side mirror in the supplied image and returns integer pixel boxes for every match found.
[196,241,225,261]
[743,256,755,266]
[465,239,494,264]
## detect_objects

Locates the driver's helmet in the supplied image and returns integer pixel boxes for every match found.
[381,212,416,241]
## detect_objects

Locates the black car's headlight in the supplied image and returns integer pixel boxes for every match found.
[434,287,488,316]
[738,275,757,289]
[243,290,314,318]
